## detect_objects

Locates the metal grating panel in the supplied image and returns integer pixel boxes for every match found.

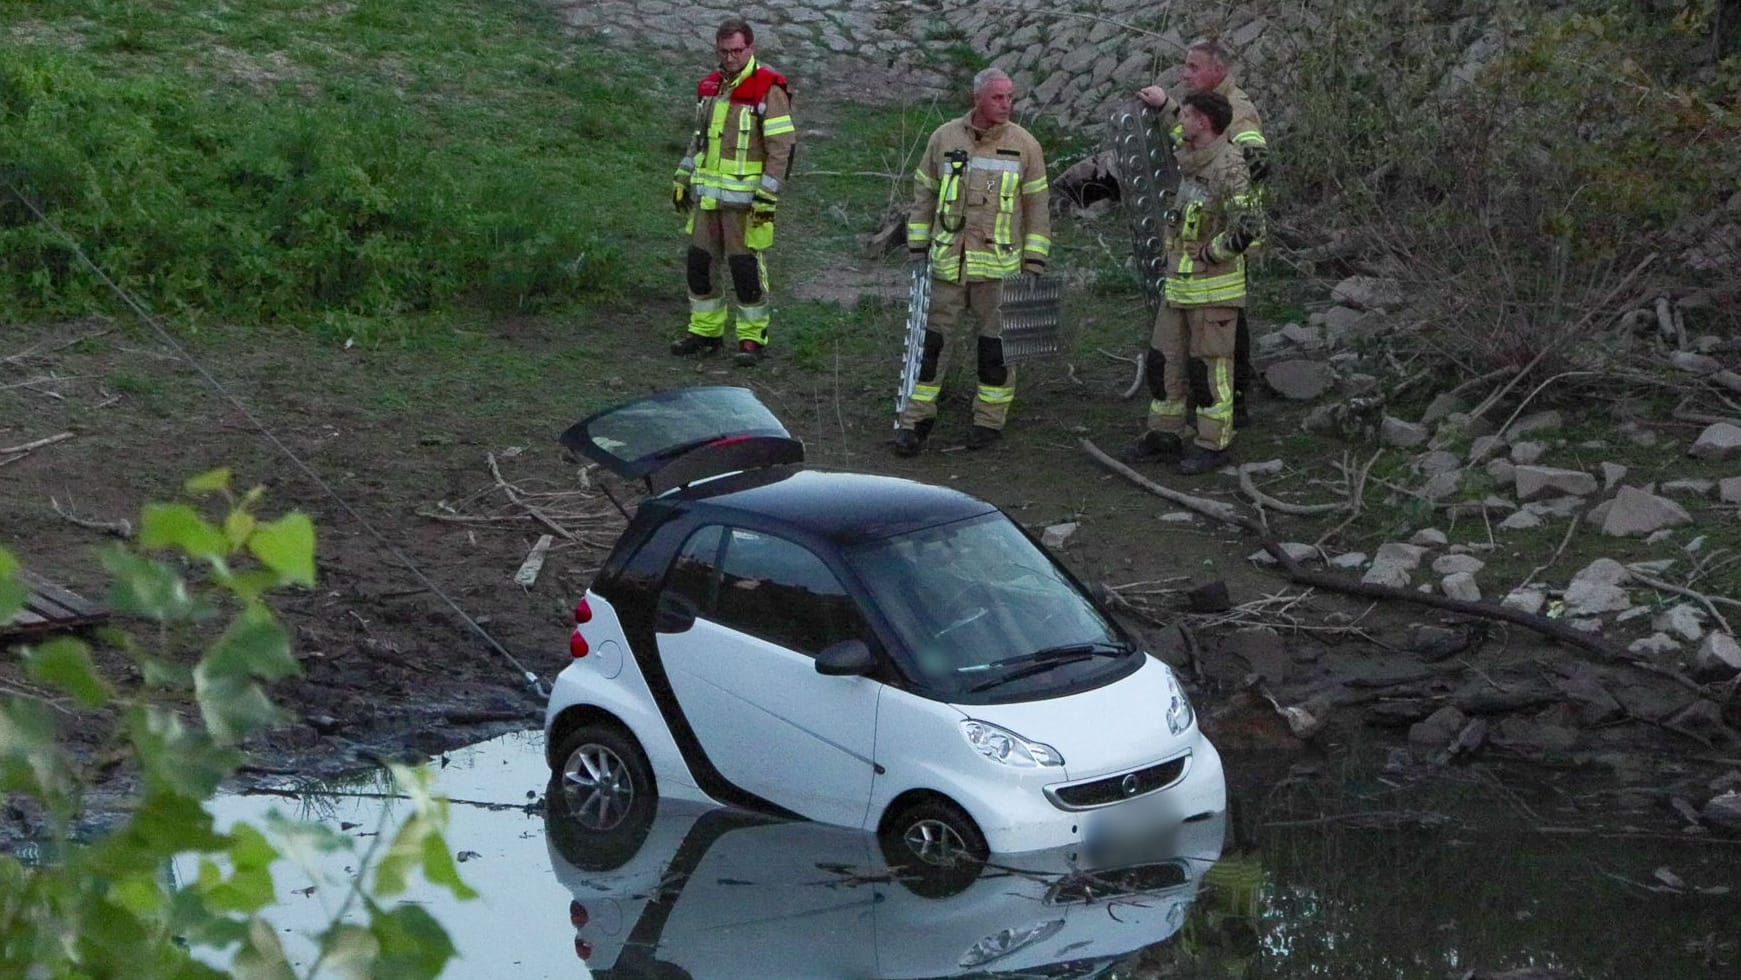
[998,272,1065,362]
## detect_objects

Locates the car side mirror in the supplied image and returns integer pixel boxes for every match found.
[654,592,699,634]
[814,639,876,677]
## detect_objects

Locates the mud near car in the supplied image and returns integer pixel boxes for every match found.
[0,314,1732,812]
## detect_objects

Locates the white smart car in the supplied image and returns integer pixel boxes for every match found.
[545,387,1224,866]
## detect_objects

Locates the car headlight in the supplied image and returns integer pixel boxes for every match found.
[960,720,1064,767]
[958,918,1065,969]
[1164,668,1196,736]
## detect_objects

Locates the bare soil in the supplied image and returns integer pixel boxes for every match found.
[2,297,1734,841]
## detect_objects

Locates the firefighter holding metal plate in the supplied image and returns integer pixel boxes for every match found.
[1125,90,1262,476]
[894,68,1051,456]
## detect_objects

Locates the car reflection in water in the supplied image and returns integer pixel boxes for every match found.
[544,792,1226,979]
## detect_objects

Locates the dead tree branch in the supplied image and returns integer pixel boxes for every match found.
[1083,439,1630,660]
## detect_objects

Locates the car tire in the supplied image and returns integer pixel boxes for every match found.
[879,797,989,898]
[546,723,657,871]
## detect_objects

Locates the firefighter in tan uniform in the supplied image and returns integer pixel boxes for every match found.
[1139,38,1269,425]
[1125,91,1262,475]
[894,67,1051,456]
[670,18,796,366]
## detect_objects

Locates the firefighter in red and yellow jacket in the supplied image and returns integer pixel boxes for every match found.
[895,68,1051,455]
[670,18,796,367]
[1125,91,1262,476]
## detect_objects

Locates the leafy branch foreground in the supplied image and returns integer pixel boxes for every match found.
[0,470,471,978]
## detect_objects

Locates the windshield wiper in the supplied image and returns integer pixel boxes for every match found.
[963,642,1128,693]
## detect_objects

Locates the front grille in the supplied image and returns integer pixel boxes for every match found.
[1048,754,1189,810]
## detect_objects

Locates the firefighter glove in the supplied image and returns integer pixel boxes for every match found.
[1242,145,1271,183]
[909,246,929,265]
[1022,257,1046,276]
[752,188,778,217]
[1225,210,1263,254]
[672,181,691,213]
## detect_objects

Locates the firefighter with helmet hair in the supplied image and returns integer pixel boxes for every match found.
[670,17,796,366]
[894,67,1052,456]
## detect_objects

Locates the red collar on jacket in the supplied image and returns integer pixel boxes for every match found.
[698,57,789,104]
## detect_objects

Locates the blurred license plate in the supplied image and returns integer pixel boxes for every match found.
[1083,795,1179,866]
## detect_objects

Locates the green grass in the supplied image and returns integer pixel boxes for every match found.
[1,0,685,333]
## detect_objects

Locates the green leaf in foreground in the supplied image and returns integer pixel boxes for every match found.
[23,637,112,708]
[247,512,316,587]
[140,503,229,562]
[0,545,24,621]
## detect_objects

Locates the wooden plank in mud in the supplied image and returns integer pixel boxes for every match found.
[1,571,108,639]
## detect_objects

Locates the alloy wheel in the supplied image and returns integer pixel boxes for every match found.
[902,818,971,866]
[561,743,634,830]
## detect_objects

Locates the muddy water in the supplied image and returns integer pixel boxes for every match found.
[198,732,1741,978]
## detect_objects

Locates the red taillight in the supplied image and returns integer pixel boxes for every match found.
[569,901,589,928]
[574,938,593,960]
[569,629,589,658]
[573,597,593,625]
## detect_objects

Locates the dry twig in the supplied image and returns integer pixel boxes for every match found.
[50,497,132,538]
[1626,566,1736,637]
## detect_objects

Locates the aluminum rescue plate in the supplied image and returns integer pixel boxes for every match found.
[1107,98,1180,311]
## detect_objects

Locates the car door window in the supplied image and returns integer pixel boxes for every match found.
[664,524,725,613]
[714,529,867,656]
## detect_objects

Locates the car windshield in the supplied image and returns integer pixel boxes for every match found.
[844,513,1127,696]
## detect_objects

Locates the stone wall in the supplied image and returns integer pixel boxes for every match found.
[552,0,1282,127]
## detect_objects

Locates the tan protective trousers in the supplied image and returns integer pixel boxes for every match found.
[1148,304,1238,451]
[898,278,1017,431]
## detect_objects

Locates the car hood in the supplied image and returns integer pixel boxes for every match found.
[948,656,1191,780]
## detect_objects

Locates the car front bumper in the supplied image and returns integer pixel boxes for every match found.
[966,736,1227,855]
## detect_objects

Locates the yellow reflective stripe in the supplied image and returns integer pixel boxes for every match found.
[734,106,753,172]
[1232,130,1267,147]
[963,253,1022,278]
[699,187,756,205]
[1150,399,1187,417]
[977,384,1015,404]
[689,296,724,311]
[762,115,794,136]
[1021,176,1048,195]
[968,157,1021,173]
[1023,233,1051,256]
[736,303,770,325]
[993,172,1015,246]
[911,383,941,403]
[1164,268,1247,305]
[702,99,729,171]
[908,222,932,245]
[914,169,939,190]
[937,172,962,227]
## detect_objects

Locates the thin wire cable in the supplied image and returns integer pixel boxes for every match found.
[4,178,546,696]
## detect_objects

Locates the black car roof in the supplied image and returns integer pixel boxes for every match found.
[662,466,997,546]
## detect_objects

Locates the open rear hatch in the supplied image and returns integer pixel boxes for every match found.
[560,386,804,492]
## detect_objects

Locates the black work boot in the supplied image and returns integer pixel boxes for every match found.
[1177,444,1232,476]
[1120,430,1184,464]
[734,340,765,366]
[965,425,1003,451]
[670,333,722,356]
[892,419,934,457]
